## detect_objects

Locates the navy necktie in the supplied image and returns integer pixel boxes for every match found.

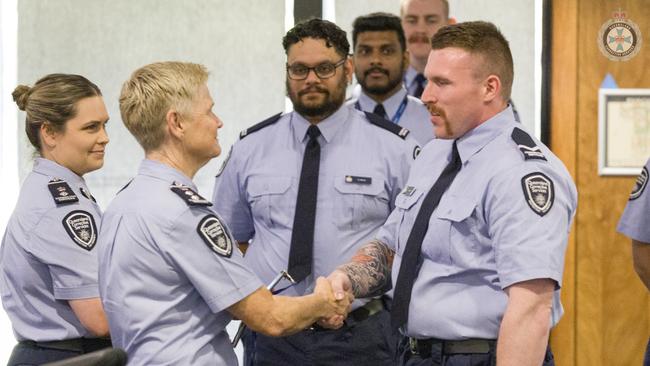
[373,103,388,120]
[391,141,462,331]
[288,125,321,282]
[413,74,426,99]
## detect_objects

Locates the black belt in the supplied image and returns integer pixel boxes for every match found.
[20,337,111,353]
[408,337,495,358]
[310,298,384,331]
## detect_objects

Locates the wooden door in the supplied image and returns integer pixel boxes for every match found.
[550,0,650,364]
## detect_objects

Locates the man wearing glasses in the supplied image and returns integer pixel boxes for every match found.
[213,18,420,365]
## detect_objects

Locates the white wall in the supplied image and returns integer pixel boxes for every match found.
[17,0,288,206]
[452,0,537,133]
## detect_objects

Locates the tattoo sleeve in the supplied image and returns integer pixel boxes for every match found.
[338,239,395,298]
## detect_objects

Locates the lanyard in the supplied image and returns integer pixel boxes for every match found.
[354,96,409,125]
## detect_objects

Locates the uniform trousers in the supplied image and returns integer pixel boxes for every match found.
[245,308,397,366]
[397,336,555,366]
[7,338,111,366]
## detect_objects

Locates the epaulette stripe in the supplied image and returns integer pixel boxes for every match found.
[511,127,547,161]
[363,112,409,140]
[239,112,283,139]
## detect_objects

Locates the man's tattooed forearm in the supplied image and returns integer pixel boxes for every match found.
[338,239,394,298]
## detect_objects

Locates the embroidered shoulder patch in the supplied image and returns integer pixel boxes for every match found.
[521,172,554,216]
[197,215,233,257]
[62,210,97,251]
[511,127,547,161]
[630,166,648,200]
[170,182,212,206]
[48,179,79,205]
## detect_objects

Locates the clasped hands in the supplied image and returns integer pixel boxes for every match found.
[313,270,354,329]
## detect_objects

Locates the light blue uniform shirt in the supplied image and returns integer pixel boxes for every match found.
[617,157,650,242]
[213,106,419,307]
[404,66,425,98]
[0,158,101,342]
[98,159,262,366]
[347,87,435,146]
[377,106,578,339]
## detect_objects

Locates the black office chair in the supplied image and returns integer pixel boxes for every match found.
[42,348,127,366]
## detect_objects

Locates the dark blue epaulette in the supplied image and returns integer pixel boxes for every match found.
[239,112,283,139]
[511,127,547,161]
[364,112,410,139]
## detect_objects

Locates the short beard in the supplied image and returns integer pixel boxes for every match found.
[357,62,404,97]
[287,75,347,120]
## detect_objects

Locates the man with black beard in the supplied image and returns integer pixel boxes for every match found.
[348,12,435,146]
[212,18,420,365]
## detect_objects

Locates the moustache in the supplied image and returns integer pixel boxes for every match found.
[426,103,445,117]
[298,86,329,97]
[408,33,430,44]
[364,67,389,77]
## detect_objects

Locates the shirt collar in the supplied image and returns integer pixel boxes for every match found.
[33,158,86,187]
[358,87,408,120]
[403,66,419,87]
[138,159,196,190]
[291,105,349,144]
[456,106,515,164]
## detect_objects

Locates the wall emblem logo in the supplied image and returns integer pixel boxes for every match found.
[598,9,642,61]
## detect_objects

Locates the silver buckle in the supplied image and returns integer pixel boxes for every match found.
[408,337,419,355]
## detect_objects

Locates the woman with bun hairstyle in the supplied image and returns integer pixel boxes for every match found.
[1,74,111,365]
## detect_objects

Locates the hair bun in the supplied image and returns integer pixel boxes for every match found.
[12,85,32,111]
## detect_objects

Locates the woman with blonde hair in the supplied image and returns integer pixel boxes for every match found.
[1,73,111,365]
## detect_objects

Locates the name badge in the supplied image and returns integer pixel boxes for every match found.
[345,175,372,185]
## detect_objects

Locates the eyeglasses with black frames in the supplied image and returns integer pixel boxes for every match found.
[286,58,347,80]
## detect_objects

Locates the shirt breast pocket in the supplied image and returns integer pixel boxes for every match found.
[333,175,389,230]
[247,176,294,229]
[430,196,482,267]
[394,190,424,254]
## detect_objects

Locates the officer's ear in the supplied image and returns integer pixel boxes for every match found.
[403,49,410,72]
[344,57,354,84]
[165,108,185,140]
[482,74,501,103]
[40,121,59,149]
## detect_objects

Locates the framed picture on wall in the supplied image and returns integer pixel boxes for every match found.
[598,88,650,176]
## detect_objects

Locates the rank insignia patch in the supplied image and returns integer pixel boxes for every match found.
[48,179,79,205]
[170,182,212,206]
[62,210,97,251]
[629,166,648,200]
[521,172,554,216]
[215,146,233,178]
[79,187,96,203]
[197,215,232,257]
[511,128,547,161]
